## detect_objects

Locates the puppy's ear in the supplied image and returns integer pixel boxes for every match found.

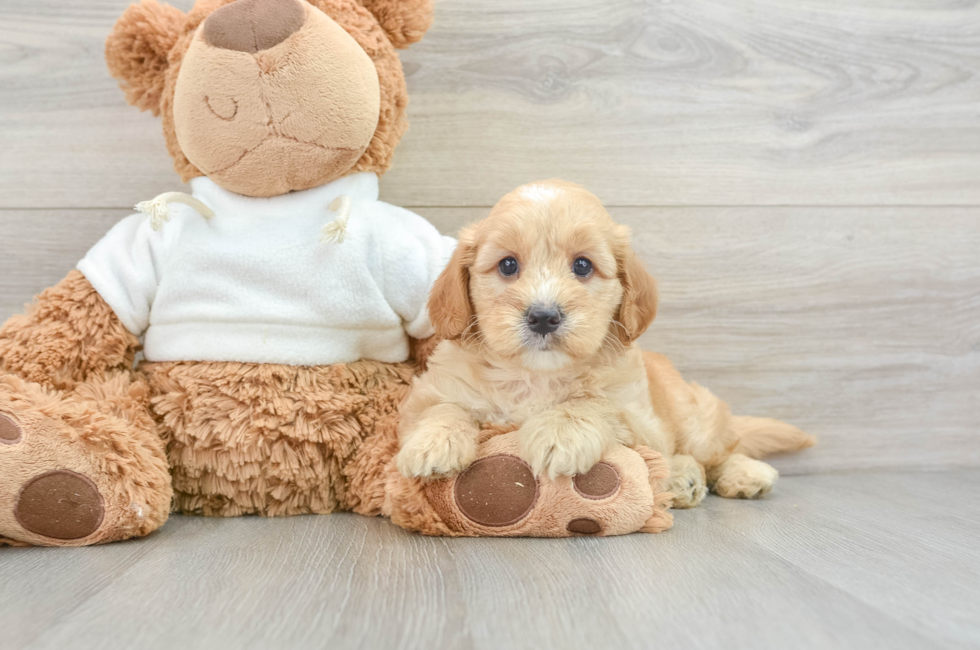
[105,0,186,115]
[428,228,476,340]
[357,0,434,48]
[614,226,658,344]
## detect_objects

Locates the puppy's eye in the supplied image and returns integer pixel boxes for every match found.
[573,257,593,278]
[498,257,519,277]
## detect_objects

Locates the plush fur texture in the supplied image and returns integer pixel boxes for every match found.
[0,271,422,541]
[105,0,424,194]
[104,0,186,113]
[397,181,815,508]
[0,271,140,391]
[145,357,416,517]
[0,273,171,547]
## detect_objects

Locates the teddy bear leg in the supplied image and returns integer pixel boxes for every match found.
[0,372,171,547]
[384,432,674,537]
[0,270,171,546]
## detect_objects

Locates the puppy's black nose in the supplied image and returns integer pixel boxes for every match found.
[527,307,562,335]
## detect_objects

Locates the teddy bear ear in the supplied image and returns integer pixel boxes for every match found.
[357,0,434,48]
[104,0,186,115]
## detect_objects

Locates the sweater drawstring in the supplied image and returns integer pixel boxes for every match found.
[136,192,215,231]
[321,195,352,244]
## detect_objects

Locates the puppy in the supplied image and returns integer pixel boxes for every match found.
[396,181,814,507]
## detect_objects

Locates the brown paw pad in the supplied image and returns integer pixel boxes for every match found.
[0,413,22,445]
[454,455,538,527]
[14,470,105,540]
[567,518,602,535]
[573,462,620,500]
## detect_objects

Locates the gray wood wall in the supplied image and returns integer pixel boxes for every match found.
[1,0,978,474]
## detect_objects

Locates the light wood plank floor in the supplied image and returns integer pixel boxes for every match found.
[1,470,977,650]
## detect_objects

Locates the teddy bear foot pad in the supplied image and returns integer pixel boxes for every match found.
[0,411,107,546]
[453,455,623,534]
[0,381,171,548]
[386,431,674,537]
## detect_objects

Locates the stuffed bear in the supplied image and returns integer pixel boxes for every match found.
[0,0,674,547]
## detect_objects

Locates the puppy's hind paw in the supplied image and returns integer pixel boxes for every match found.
[707,453,778,499]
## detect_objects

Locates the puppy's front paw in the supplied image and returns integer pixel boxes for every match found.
[666,454,707,509]
[396,424,478,478]
[520,422,605,480]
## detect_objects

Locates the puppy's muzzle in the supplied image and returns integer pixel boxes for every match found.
[526,305,562,336]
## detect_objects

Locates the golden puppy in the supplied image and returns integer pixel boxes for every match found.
[396,181,814,507]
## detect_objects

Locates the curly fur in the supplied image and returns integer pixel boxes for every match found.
[145,357,416,516]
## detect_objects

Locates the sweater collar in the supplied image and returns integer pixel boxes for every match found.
[189,173,379,217]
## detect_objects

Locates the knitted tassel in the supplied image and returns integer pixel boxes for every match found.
[135,192,215,231]
[321,195,352,244]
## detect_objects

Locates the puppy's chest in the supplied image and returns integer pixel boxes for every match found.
[476,376,582,426]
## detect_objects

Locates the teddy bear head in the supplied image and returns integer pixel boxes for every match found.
[105,0,432,197]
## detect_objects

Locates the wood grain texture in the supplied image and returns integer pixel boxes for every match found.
[1,470,975,650]
[703,471,980,647]
[1,0,980,208]
[2,207,977,474]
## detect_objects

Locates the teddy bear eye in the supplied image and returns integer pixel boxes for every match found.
[498,257,519,277]
[573,257,593,278]
[205,95,238,121]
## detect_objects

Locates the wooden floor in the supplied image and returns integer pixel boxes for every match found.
[1,0,979,647]
[1,470,977,650]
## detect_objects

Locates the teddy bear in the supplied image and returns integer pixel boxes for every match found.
[0,0,675,547]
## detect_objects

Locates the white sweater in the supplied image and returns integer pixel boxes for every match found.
[78,173,456,366]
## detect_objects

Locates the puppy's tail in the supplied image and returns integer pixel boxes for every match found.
[731,416,816,459]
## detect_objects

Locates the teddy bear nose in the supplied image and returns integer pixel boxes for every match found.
[203,0,305,53]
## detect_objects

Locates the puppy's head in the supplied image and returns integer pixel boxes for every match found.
[429,180,658,371]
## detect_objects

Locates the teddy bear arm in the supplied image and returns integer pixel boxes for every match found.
[0,270,140,391]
